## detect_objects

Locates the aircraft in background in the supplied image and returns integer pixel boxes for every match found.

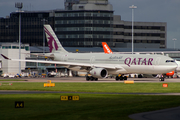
[1,25,177,81]
[102,42,177,79]
[165,71,174,77]
[102,42,113,54]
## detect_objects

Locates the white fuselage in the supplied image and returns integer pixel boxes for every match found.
[52,52,177,75]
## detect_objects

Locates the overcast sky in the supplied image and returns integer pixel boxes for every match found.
[0,0,179,49]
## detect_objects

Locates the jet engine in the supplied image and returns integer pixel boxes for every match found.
[90,68,108,78]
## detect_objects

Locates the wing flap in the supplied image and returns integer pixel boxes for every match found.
[26,53,54,59]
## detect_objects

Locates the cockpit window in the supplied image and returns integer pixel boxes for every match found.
[166,60,175,62]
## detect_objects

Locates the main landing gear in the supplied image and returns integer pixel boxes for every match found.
[86,76,98,81]
[115,75,127,81]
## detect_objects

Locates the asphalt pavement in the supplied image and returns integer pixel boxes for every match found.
[129,106,180,120]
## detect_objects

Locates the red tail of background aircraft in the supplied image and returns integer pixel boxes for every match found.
[166,71,174,77]
[102,42,113,54]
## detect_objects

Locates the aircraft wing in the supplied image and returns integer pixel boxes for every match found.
[1,54,122,69]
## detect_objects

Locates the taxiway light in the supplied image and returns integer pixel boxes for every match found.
[44,80,55,87]
[163,83,168,87]
[124,81,134,84]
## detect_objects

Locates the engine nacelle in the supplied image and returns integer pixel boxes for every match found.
[90,68,108,78]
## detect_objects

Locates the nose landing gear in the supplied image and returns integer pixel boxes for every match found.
[159,74,165,81]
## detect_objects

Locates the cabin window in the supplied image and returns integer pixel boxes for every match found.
[166,60,175,62]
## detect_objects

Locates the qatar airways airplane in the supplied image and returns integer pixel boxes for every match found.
[102,42,177,80]
[1,25,177,81]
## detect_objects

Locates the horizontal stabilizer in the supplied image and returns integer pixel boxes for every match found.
[1,54,10,60]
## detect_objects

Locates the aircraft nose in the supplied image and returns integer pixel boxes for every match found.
[169,65,177,71]
[175,61,180,72]
[166,63,178,72]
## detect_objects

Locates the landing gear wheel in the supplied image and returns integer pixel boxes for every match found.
[86,76,90,81]
[115,76,119,81]
[95,78,98,81]
[120,76,123,81]
[90,76,94,81]
[124,76,127,80]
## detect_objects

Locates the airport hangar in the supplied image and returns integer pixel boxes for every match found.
[0,42,180,77]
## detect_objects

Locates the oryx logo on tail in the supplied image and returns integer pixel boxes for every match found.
[44,25,68,53]
[44,26,58,53]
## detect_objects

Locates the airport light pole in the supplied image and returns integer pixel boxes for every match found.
[129,5,137,54]
[15,2,23,74]
[172,38,177,49]
[41,19,47,54]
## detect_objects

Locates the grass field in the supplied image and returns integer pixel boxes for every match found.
[1,82,180,93]
[1,82,180,120]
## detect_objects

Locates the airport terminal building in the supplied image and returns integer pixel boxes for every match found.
[113,15,166,48]
[0,0,166,48]
[0,43,30,75]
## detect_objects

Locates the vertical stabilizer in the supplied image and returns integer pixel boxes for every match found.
[44,24,68,53]
[102,42,113,54]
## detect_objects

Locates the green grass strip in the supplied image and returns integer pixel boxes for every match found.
[0,82,180,93]
[0,94,180,120]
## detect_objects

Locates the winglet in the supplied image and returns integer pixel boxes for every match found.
[1,54,10,60]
